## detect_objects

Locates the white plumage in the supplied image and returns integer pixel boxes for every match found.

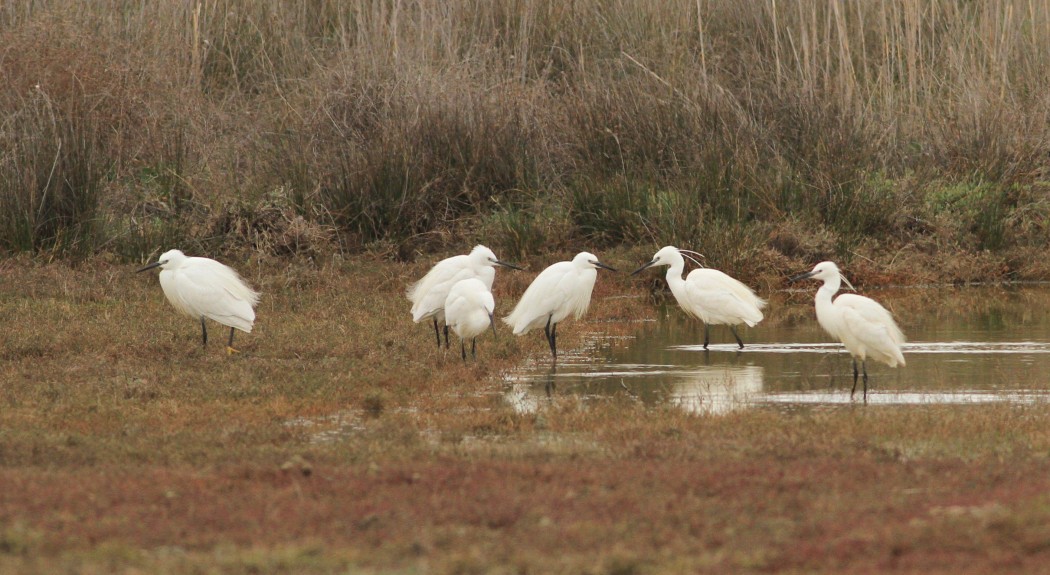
[407,245,519,347]
[138,249,260,353]
[632,246,766,349]
[503,252,616,361]
[791,261,906,401]
[444,278,497,361]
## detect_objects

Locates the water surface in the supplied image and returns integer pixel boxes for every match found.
[504,284,1050,413]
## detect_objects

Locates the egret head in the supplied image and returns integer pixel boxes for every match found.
[631,246,699,275]
[790,261,855,290]
[136,249,187,273]
[573,252,617,272]
[471,245,523,271]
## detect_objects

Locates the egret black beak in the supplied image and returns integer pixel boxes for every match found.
[789,270,817,282]
[630,259,658,276]
[136,261,164,273]
[592,260,618,272]
[494,259,524,271]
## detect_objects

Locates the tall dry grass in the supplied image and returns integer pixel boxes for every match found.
[2,1,1050,273]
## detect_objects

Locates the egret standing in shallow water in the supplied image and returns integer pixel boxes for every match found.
[504,252,616,361]
[407,245,521,348]
[791,261,906,402]
[137,249,260,354]
[444,278,497,362]
[631,246,766,349]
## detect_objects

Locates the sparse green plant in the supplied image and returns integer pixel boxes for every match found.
[480,194,573,260]
[362,391,385,418]
[823,173,911,239]
[927,181,1014,250]
[568,177,653,244]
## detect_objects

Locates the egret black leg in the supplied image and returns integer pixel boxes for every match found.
[550,322,558,360]
[730,325,744,349]
[461,340,467,362]
[850,358,859,399]
[433,318,442,348]
[226,327,242,355]
[471,337,477,359]
[703,324,710,350]
[544,316,557,361]
[862,361,869,403]
[200,316,208,348]
[443,324,450,349]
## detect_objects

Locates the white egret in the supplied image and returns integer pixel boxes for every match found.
[137,249,260,354]
[407,245,521,348]
[444,278,497,361]
[503,252,616,361]
[790,261,906,401]
[631,246,766,349]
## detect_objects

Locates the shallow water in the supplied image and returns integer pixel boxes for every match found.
[503,284,1050,413]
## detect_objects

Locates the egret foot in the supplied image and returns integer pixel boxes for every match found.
[226,328,240,356]
[730,325,745,349]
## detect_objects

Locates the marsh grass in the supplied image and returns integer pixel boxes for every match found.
[0,89,107,256]
[4,257,1050,572]
[3,1,1050,281]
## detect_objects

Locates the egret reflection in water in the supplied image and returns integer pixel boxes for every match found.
[505,361,765,415]
[665,365,764,414]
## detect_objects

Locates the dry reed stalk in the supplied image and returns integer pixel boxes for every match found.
[2,0,1050,258]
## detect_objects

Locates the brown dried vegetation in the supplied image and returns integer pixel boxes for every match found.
[2,2,1050,283]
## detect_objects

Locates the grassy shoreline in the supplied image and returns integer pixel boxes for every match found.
[3,254,1050,573]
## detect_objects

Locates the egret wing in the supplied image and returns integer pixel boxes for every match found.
[504,262,577,333]
[171,262,257,332]
[479,289,495,315]
[834,294,905,344]
[408,254,470,321]
[683,269,765,326]
[835,294,906,366]
[454,289,496,339]
[549,265,594,323]
[444,292,469,325]
[410,264,477,322]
